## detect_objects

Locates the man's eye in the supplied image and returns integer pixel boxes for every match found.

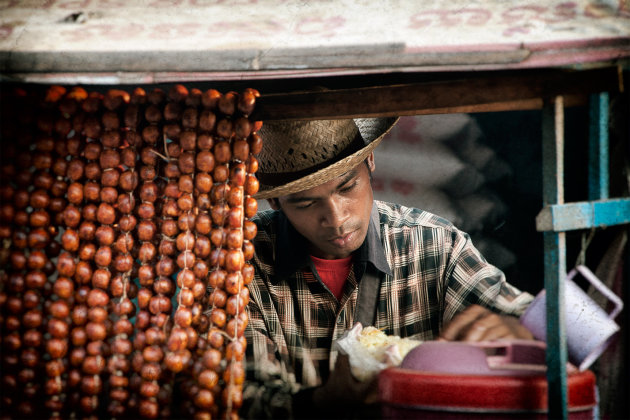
[340,182,356,193]
[295,202,314,210]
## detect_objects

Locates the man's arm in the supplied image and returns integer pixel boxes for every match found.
[439,227,535,340]
[241,301,296,419]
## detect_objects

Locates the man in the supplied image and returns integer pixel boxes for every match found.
[241,117,534,419]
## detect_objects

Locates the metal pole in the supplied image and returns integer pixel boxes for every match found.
[588,92,609,201]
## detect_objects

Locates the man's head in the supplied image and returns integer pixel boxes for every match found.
[269,154,375,259]
[255,117,397,258]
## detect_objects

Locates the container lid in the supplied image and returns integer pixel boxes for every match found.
[399,340,547,376]
[380,342,596,412]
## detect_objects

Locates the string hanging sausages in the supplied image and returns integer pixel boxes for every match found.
[133,87,166,419]
[106,88,140,418]
[23,91,65,419]
[65,90,101,416]
[1,87,42,419]
[0,84,261,420]
[46,86,87,420]
[81,89,113,417]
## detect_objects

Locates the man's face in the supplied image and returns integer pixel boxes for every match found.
[270,153,375,260]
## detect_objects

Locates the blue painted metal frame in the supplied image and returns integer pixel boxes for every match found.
[540,92,624,419]
[589,93,609,201]
[536,198,630,232]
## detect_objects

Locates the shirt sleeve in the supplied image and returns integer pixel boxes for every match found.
[240,211,316,419]
[240,298,294,419]
[242,296,323,419]
[442,227,534,324]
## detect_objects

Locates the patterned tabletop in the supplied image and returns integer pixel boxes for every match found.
[1,0,629,83]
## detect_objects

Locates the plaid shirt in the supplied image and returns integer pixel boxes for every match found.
[241,200,533,418]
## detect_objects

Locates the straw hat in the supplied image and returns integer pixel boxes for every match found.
[254,117,398,199]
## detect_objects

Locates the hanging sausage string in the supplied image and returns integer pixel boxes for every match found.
[0,84,261,420]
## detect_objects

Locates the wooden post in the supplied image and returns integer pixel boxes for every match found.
[542,96,569,419]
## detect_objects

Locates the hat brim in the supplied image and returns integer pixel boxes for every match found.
[254,117,399,199]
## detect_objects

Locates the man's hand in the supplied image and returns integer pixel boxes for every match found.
[312,353,379,407]
[439,304,534,342]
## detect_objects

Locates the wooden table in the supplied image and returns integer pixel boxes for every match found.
[2,1,630,418]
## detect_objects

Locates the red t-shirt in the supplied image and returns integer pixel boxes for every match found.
[309,255,353,301]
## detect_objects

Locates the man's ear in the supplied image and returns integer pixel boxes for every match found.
[366,152,375,172]
[267,198,280,210]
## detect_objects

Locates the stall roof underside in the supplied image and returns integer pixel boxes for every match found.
[1,0,629,85]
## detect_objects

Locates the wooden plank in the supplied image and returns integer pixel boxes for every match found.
[541,97,569,420]
[1,0,629,78]
[536,198,630,231]
[397,95,588,116]
[251,67,621,120]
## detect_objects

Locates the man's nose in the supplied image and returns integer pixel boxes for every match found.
[321,198,347,229]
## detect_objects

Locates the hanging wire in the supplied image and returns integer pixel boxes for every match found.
[575,227,596,267]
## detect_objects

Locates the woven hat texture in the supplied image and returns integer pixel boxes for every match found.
[255,117,398,199]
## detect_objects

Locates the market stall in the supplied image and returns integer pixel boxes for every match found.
[1,1,629,419]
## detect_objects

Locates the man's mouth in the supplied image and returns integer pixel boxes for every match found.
[328,230,354,247]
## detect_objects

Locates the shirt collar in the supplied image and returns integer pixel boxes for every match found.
[274,202,392,282]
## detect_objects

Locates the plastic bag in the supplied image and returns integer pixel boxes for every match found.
[333,323,422,382]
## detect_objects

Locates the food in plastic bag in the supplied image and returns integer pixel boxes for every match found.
[334,323,422,381]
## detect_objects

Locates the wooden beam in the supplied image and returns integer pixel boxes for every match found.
[251,67,621,120]
[403,95,587,116]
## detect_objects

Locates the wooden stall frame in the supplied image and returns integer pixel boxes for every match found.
[1,65,628,420]
[249,67,629,419]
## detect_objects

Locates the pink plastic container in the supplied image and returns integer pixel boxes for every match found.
[379,341,597,419]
